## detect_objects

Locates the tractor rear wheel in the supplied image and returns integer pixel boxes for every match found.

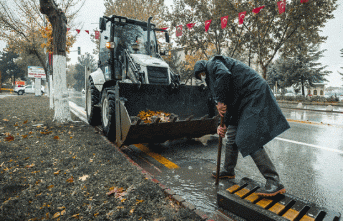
[86,78,101,125]
[101,89,116,140]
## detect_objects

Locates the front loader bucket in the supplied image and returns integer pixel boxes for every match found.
[115,83,219,146]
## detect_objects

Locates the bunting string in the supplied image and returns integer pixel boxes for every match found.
[169,0,309,37]
[64,0,309,40]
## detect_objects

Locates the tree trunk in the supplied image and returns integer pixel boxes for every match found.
[301,76,305,96]
[262,65,267,80]
[40,0,71,123]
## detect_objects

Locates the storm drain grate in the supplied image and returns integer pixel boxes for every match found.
[217,177,341,221]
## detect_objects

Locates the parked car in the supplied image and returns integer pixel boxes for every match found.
[13,85,26,95]
[14,85,45,95]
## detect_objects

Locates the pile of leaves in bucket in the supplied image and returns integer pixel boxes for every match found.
[0,96,201,220]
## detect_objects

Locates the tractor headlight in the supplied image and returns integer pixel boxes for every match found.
[106,42,116,49]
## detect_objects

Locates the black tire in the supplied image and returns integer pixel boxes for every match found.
[18,90,24,95]
[86,78,101,125]
[101,89,116,141]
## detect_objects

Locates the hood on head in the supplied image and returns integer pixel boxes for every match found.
[194,60,208,80]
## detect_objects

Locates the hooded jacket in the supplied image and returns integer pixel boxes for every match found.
[194,55,290,157]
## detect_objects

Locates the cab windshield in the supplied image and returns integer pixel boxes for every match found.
[114,24,158,57]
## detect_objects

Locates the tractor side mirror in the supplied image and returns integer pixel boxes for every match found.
[99,17,106,31]
[165,32,170,43]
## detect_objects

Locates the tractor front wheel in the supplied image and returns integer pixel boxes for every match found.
[86,78,101,125]
[101,89,116,140]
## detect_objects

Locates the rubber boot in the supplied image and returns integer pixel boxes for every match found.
[212,143,238,179]
[250,148,286,197]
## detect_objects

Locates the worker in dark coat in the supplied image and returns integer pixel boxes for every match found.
[194,55,290,197]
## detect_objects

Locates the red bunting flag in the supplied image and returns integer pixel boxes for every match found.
[161,27,168,30]
[76,29,81,34]
[186,23,195,30]
[277,1,286,14]
[221,16,228,29]
[95,31,100,39]
[67,28,70,32]
[300,0,309,3]
[205,20,212,32]
[238,11,246,25]
[85,30,89,34]
[176,25,183,37]
[252,5,265,14]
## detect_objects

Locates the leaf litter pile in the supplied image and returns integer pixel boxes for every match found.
[137,110,171,124]
[0,96,201,220]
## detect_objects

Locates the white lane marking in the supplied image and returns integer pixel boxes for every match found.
[275,137,343,154]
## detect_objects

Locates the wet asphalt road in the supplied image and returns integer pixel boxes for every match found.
[67,91,343,216]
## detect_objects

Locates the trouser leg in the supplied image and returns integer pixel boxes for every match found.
[223,125,238,175]
[250,147,280,183]
[212,125,238,179]
[250,147,286,197]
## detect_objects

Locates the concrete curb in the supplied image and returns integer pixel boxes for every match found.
[68,101,219,221]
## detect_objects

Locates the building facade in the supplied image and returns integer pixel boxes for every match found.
[306,82,326,96]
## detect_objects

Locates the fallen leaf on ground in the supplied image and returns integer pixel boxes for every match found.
[23,120,28,124]
[40,131,52,135]
[136,199,144,204]
[47,185,54,189]
[72,214,79,218]
[78,175,89,181]
[5,135,14,142]
[58,206,66,210]
[3,119,9,121]
[106,187,127,198]
[52,212,60,218]
[53,136,59,140]
[61,209,66,215]
[26,163,35,168]
[130,209,134,214]
[22,135,28,138]
[66,176,74,183]
[94,212,99,217]
[54,170,61,175]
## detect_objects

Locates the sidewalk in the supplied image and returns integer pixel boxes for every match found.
[0,96,203,220]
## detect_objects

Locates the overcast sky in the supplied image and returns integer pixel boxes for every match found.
[0,0,342,87]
